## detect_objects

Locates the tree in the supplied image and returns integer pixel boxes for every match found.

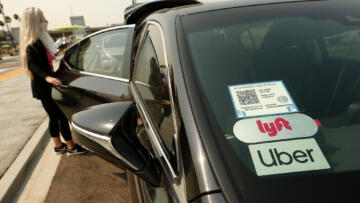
[0,4,16,48]
[4,16,11,23]
[0,20,3,39]
[13,14,20,22]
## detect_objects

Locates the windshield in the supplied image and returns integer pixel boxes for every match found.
[180,0,360,202]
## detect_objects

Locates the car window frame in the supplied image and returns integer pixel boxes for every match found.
[63,25,135,83]
[130,21,182,181]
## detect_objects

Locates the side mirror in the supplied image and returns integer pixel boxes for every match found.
[71,102,159,186]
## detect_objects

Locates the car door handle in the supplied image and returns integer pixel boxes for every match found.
[55,84,69,91]
[59,84,69,88]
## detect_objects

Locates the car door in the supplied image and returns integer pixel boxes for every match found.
[52,25,135,119]
[129,21,185,203]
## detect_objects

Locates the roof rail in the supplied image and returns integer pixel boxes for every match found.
[124,0,199,25]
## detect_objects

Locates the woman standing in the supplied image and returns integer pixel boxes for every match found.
[20,8,86,155]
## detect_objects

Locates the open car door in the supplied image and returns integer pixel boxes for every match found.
[52,25,135,119]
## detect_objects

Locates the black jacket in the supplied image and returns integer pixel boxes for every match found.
[26,39,55,99]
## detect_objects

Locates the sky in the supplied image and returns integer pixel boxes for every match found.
[0,0,134,30]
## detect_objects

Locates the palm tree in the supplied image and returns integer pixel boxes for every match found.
[0,4,16,48]
[0,20,4,39]
[4,16,11,24]
[13,14,20,22]
[13,13,21,23]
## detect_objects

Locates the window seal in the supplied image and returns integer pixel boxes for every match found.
[64,61,130,82]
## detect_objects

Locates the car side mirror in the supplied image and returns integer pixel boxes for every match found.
[71,102,160,186]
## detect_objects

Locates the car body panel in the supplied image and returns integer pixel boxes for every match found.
[53,61,131,120]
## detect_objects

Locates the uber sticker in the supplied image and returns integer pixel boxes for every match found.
[249,138,330,176]
[228,81,298,118]
[233,113,318,143]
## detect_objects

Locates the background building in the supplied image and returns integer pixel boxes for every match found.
[70,16,85,26]
[11,27,19,43]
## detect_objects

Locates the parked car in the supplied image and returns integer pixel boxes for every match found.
[52,0,360,202]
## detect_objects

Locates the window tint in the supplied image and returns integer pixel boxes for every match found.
[240,21,272,50]
[181,1,360,180]
[184,15,360,125]
[77,29,132,78]
[324,29,360,60]
[134,33,176,154]
[64,44,78,68]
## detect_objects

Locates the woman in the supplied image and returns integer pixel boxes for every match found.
[20,8,86,155]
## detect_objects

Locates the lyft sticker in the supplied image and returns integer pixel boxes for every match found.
[228,81,298,118]
[249,138,330,176]
[256,117,292,137]
[233,113,318,143]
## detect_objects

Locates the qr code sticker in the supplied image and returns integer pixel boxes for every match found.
[236,89,260,105]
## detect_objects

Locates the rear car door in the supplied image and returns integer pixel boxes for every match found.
[52,25,135,119]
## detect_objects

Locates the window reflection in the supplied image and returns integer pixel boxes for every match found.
[76,29,131,78]
[135,35,175,153]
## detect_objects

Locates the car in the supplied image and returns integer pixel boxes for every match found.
[52,0,360,202]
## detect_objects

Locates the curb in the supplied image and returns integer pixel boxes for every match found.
[0,117,49,203]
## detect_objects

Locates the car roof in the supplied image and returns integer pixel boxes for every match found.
[125,0,199,24]
[170,0,309,15]
[125,0,311,24]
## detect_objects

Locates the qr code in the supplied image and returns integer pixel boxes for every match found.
[236,89,260,105]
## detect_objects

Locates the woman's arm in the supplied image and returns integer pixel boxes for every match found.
[26,45,48,79]
[45,76,62,85]
[27,45,62,86]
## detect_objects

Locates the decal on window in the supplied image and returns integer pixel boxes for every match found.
[228,81,298,118]
[249,138,330,176]
[233,113,318,143]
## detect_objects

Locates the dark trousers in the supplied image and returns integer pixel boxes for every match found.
[40,96,72,141]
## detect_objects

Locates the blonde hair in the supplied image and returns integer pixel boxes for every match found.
[20,8,46,79]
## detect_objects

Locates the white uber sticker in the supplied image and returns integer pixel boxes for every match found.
[228,81,298,118]
[233,113,318,143]
[249,138,330,176]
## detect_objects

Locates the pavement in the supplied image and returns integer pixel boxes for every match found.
[16,134,130,203]
[0,56,22,75]
[44,152,129,203]
[0,55,46,178]
[0,55,132,203]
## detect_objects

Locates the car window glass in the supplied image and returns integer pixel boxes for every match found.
[240,21,272,49]
[184,16,360,127]
[64,44,78,68]
[181,2,360,180]
[134,33,176,155]
[324,30,360,60]
[77,29,132,78]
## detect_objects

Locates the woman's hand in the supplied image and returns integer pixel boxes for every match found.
[45,76,62,86]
